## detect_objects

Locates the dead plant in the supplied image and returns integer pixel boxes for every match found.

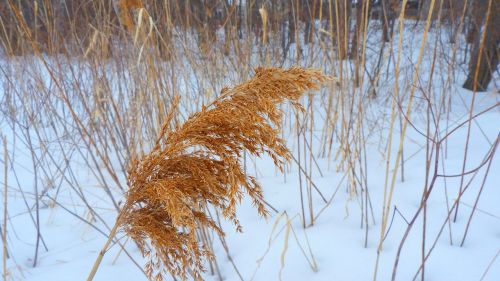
[87,67,330,281]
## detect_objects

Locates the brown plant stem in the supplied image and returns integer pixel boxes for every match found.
[2,136,8,281]
[86,208,127,281]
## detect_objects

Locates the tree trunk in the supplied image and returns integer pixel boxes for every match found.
[381,0,397,42]
[350,0,371,60]
[335,0,350,60]
[463,0,499,92]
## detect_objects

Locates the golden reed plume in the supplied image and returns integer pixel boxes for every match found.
[87,67,330,281]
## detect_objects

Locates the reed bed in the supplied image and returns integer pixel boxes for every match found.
[0,1,498,280]
[86,67,329,281]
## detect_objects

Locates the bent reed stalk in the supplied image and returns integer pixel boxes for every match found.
[87,67,331,281]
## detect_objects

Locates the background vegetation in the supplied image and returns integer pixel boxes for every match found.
[0,0,498,280]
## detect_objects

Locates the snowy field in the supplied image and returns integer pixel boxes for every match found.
[1,21,499,281]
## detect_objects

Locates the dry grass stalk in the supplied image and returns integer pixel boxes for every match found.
[88,67,330,281]
[2,136,8,281]
[259,5,269,44]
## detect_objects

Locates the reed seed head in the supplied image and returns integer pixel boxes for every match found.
[122,67,330,280]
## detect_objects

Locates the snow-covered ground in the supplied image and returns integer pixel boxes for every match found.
[1,22,499,281]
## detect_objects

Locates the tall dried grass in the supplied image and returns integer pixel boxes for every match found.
[87,67,330,281]
[3,1,496,280]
